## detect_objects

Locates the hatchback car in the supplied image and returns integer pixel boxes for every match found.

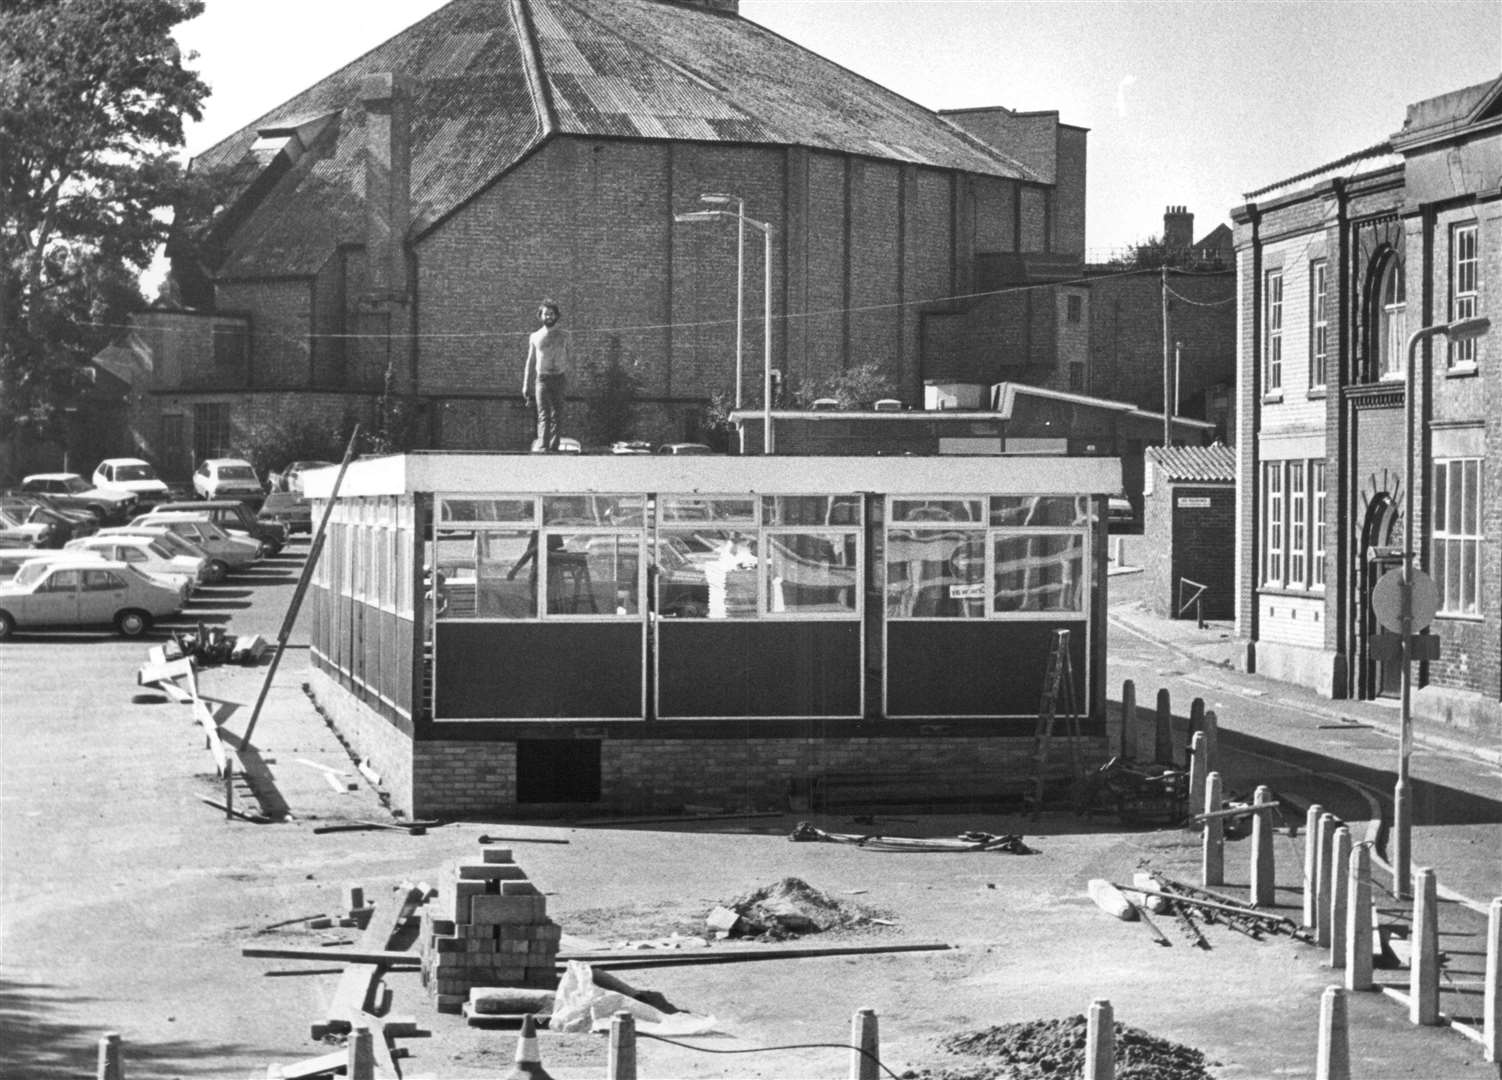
[20,473,138,523]
[126,513,261,574]
[66,534,207,594]
[96,525,230,584]
[93,457,171,509]
[269,460,336,493]
[656,442,714,455]
[153,500,285,555]
[192,458,265,505]
[0,556,183,638]
[258,491,313,535]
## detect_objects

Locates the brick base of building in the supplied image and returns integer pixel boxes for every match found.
[310,670,1108,818]
[1246,640,1345,699]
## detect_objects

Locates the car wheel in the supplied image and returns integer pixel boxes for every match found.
[115,609,152,637]
[0,610,14,639]
[265,541,283,557]
[206,559,229,584]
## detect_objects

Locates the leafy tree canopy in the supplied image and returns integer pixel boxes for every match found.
[793,361,898,410]
[1,0,209,430]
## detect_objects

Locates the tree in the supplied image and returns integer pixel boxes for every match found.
[1,0,209,443]
[793,361,897,409]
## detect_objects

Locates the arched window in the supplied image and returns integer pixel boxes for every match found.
[1376,255,1406,380]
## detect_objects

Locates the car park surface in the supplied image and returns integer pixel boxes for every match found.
[19,473,137,522]
[0,555,182,637]
[92,457,171,509]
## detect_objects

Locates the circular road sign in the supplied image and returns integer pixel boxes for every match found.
[1372,568,1439,633]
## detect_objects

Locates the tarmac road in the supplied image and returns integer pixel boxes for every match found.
[1,538,1498,1079]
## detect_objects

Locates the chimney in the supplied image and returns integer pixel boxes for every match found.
[1163,205,1194,251]
[359,72,411,302]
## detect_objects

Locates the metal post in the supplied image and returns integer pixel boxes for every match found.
[762,222,774,455]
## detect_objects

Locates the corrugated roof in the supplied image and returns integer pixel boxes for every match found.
[1147,444,1236,483]
[193,0,1038,278]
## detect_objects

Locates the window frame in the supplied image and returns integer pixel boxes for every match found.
[1449,223,1479,370]
[1309,259,1328,389]
[1264,268,1283,392]
[1261,462,1284,586]
[1311,461,1326,590]
[1288,463,1307,587]
[1432,457,1483,617]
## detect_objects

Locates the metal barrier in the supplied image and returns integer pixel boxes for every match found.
[1177,577,1208,628]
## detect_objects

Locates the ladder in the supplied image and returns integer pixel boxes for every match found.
[1026,628,1083,813]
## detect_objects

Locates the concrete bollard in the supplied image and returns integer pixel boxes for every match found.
[97,1031,123,1080]
[347,1025,374,1080]
[608,1011,637,1080]
[1201,710,1219,776]
[1127,680,1151,763]
[1315,813,1337,949]
[1345,843,1373,992]
[1328,826,1351,969]
[850,1008,880,1080]
[1202,771,1224,887]
[1188,697,1205,769]
[1315,986,1350,1080]
[1410,867,1440,1026]
[1154,688,1173,765]
[1085,998,1114,1080]
[1117,679,1135,761]
[1303,803,1325,928]
[1485,897,1500,1063]
[1187,733,1206,829]
[1251,784,1276,906]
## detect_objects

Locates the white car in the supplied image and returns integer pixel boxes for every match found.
[66,535,206,595]
[192,458,265,505]
[0,555,183,638]
[93,457,171,509]
[127,513,261,573]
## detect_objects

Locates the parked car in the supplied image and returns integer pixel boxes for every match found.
[152,499,285,555]
[530,438,583,454]
[66,534,207,594]
[610,440,652,455]
[0,499,83,547]
[125,512,261,575]
[268,459,336,493]
[20,473,138,523]
[96,525,231,584]
[0,555,184,638]
[258,491,313,535]
[3,492,102,540]
[92,457,171,509]
[192,458,265,506]
[0,549,50,582]
[656,442,714,455]
[1107,495,1136,526]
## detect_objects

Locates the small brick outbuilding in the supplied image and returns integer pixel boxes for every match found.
[1141,444,1236,621]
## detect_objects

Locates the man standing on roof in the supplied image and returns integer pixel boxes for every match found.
[522,298,571,452]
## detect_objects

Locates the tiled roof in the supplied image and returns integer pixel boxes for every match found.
[1147,443,1235,483]
[194,0,1037,277]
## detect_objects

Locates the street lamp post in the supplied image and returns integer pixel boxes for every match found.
[674,205,776,454]
[1392,314,1489,898]
[699,194,745,412]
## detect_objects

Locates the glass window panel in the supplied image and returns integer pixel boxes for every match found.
[660,495,756,524]
[886,528,985,618]
[1433,462,1448,531]
[1461,461,1479,534]
[891,498,984,524]
[548,532,640,615]
[440,498,535,524]
[766,533,858,613]
[660,531,758,618]
[993,533,1085,613]
[1461,541,1477,614]
[761,495,862,526]
[432,528,535,619]
[990,495,1089,527]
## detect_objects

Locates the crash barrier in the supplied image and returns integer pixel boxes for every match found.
[1176,577,1209,628]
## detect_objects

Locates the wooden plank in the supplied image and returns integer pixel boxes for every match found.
[156,679,194,704]
[324,885,426,1033]
[266,1049,345,1079]
[243,946,418,965]
[138,657,193,686]
[1088,878,1139,921]
[556,941,950,968]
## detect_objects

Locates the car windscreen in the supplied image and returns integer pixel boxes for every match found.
[218,466,257,481]
[115,464,157,480]
[262,493,305,510]
[13,562,49,587]
[147,538,177,559]
[62,476,92,493]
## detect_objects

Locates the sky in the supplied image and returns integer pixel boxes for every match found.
[168,0,1501,262]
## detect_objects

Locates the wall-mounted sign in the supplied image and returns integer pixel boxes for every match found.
[1177,496,1212,508]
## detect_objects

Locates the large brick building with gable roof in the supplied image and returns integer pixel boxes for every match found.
[111,0,1090,459]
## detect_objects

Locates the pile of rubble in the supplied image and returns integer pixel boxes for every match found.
[904,1016,1216,1080]
[706,877,883,941]
[418,846,561,1014]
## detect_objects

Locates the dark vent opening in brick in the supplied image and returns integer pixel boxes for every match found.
[516,739,602,803]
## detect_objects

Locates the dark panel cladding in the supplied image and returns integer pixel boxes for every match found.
[658,622,860,717]
[435,623,642,719]
[886,620,1090,720]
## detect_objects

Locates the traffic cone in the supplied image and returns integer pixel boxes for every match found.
[504,1013,554,1080]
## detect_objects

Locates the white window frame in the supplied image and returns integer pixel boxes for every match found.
[1449,223,1479,370]
[1312,461,1326,590]
[1432,458,1483,616]
[1262,462,1284,585]
[1264,269,1283,392]
[1288,463,1307,587]
[1380,258,1406,380]
[1310,260,1328,389]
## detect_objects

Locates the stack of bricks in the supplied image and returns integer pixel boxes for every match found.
[418,847,561,1014]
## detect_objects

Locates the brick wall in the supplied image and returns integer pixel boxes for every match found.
[215,280,314,389]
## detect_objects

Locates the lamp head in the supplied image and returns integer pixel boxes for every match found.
[700,193,738,206]
[1447,316,1491,341]
[674,211,721,224]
